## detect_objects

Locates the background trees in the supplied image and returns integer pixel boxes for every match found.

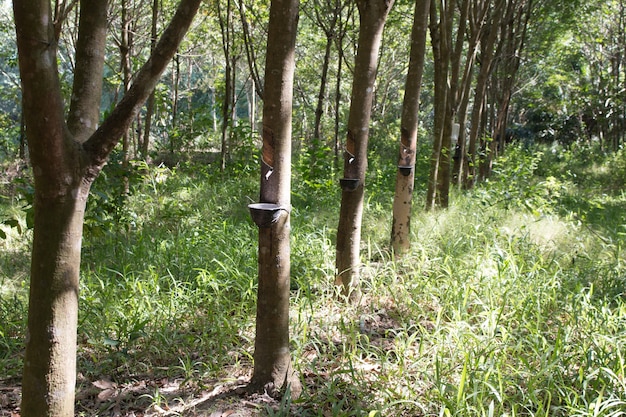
[3,0,626,414]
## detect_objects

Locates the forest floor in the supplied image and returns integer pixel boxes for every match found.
[2,143,626,416]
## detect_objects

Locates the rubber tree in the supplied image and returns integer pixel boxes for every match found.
[425,0,452,210]
[141,0,160,159]
[335,0,394,298]
[390,0,430,254]
[218,0,235,170]
[248,0,302,399]
[482,0,533,179]
[13,1,202,416]
[426,0,476,209]
[463,0,504,189]
[305,0,341,145]
[452,0,491,186]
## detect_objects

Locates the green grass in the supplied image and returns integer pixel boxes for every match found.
[1,143,625,416]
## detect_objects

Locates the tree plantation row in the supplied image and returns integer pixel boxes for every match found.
[2,0,626,416]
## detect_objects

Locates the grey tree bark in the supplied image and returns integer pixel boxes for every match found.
[390,0,430,254]
[335,0,394,298]
[248,0,302,399]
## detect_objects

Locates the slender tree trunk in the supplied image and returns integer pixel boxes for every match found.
[425,0,448,210]
[120,0,133,193]
[452,0,485,186]
[334,39,343,166]
[249,0,301,399]
[218,0,233,170]
[463,0,503,189]
[335,0,394,298]
[248,78,257,134]
[170,52,181,154]
[482,0,532,178]
[311,0,340,148]
[333,2,353,167]
[313,34,334,143]
[390,0,430,254]
[238,0,264,100]
[141,0,160,159]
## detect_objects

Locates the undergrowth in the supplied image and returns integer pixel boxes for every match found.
[1,142,625,416]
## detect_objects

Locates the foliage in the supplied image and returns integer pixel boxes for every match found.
[2,143,626,415]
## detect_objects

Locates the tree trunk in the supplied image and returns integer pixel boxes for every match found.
[335,0,394,298]
[249,0,301,399]
[171,52,181,154]
[310,0,340,147]
[14,1,202,415]
[238,0,264,100]
[333,1,354,167]
[120,0,133,193]
[141,0,160,160]
[463,0,504,189]
[313,34,334,144]
[390,0,430,254]
[425,0,449,210]
[218,0,233,170]
[334,35,344,166]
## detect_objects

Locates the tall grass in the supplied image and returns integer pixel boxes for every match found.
[1,143,625,416]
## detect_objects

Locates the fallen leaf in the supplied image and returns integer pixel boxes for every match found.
[96,387,118,402]
[93,379,117,390]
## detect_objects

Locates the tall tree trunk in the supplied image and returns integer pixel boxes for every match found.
[249,0,301,399]
[333,1,353,167]
[120,0,133,193]
[482,0,532,178]
[14,1,202,416]
[248,77,257,134]
[452,0,486,186]
[390,0,430,254]
[310,0,340,147]
[313,34,334,144]
[141,0,160,160]
[425,0,449,210]
[218,0,233,170]
[238,0,264,100]
[437,0,469,208]
[334,36,344,166]
[335,0,394,298]
[171,52,181,154]
[463,0,503,189]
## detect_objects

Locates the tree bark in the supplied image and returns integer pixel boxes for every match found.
[309,0,340,146]
[425,0,449,210]
[335,0,394,298]
[218,0,233,170]
[14,1,202,416]
[238,0,264,100]
[249,0,301,399]
[390,0,429,254]
[482,0,532,178]
[463,0,504,189]
[141,0,160,160]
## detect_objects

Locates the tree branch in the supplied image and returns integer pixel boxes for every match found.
[83,0,202,178]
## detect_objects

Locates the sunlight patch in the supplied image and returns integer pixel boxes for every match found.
[499,213,571,251]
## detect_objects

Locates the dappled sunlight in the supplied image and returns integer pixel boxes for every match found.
[3,148,626,415]
[499,212,575,252]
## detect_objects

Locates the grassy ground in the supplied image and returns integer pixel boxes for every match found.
[1,142,625,416]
